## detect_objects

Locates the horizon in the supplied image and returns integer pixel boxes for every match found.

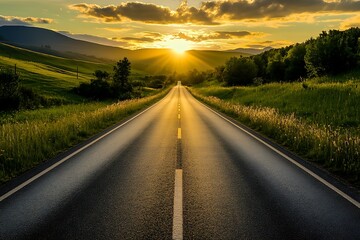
[0,0,360,52]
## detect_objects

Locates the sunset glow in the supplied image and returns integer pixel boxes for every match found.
[166,39,192,54]
[1,1,360,51]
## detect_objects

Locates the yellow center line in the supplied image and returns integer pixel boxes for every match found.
[178,128,181,139]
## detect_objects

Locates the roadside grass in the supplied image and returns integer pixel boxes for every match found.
[190,76,360,185]
[195,78,360,131]
[0,88,168,184]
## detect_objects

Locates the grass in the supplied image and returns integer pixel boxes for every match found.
[0,43,114,102]
[190,74,360,185]
[0,88,168,184]
[195,79,360,131]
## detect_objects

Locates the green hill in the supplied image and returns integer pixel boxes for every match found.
[0,43,113,102]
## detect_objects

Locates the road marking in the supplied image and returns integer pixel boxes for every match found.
[196,99,360,209]
[178,128,182,139]
[172,169,183,240]
[0,96,166,202]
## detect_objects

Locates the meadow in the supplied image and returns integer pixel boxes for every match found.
[0,43,116,102]
[191,74,360,185]
[0,89,167,183]
[0,43,168,183]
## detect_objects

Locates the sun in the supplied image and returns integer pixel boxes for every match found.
[165,39,192,54]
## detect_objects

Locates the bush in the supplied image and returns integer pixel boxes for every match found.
[73,70,112,100]
[0,69,20,111]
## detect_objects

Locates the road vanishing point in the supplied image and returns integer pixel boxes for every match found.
[1,85,359,239]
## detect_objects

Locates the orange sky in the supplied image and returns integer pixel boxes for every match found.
[1,0,360,50]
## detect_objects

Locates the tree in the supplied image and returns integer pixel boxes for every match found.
[113,57,133,99]
[0,68,20,110]
[305,28,360,76]
[266,52,285,81]
[73,70,111,100]
[223,57,258,86]
[284,43,307,81]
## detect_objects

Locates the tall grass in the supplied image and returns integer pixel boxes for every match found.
[195,80,360,130]
[0,89,168,183]
[190,89,360,183]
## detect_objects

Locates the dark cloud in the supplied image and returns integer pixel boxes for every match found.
[70,1,360,25]
[0,15,52,26]
[200,0,360,20]
[177,31,251,42]
[122,37,157,42]
[69,2,217,24]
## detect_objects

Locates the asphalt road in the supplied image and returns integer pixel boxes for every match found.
[0,85,359,239]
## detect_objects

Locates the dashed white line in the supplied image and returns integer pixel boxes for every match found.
[172,169,183,240]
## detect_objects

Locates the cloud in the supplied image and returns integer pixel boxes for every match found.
[0,15,53,26]
[69,2,216,24]
[200,0,360,21]
[122,37,157,42]
[177,31,252,42]
[340,15,360,29]
[120,32,164,43]
[69,0,360,25]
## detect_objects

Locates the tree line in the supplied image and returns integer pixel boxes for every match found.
[74,57,172,100]
[181,27,360,86]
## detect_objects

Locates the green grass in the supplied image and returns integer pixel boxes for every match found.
[194,78,360,130]
[0,43,115,102]
[0,89,169,184]
[190,74,360,185]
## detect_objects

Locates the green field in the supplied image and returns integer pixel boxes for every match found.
[0,42,169,184]
[0,43,115,102]
[195,74,360,130]
[191,73,360,185]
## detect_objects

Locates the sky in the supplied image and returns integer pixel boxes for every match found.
[0,0,360,51]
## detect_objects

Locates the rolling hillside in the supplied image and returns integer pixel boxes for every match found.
[0,26,247,74]
[0,43,113,101]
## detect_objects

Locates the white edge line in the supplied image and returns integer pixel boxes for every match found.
[195,96,360,209]
[172,169,183,240]
[0,96,166,202]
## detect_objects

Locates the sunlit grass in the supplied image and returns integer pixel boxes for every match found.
[195,80,360,130]
[0,89,168,183]
[190,87,360,184]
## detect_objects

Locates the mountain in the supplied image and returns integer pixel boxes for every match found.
[228,47,273,55]
[0,25,247,73]
[0,25,132,60]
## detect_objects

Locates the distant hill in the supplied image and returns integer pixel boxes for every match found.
[0,25,131,60]
[228,47,272,55]
[0,25,248,73]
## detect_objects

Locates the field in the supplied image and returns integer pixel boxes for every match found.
[0,43,116,102]
[0,42,170,184]
[191,73,360,185]
[0,89,168,183]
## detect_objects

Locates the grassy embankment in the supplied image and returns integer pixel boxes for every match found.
[0,90,167,183]
[0,43,168,183]
[191,73,360,185]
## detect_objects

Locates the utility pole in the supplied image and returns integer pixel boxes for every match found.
[14,64,16,75]
[77,66,78,79]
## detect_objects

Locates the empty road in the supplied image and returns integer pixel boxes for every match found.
[1,85,359,239]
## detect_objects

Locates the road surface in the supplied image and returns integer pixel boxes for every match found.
[1,85,359,239]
